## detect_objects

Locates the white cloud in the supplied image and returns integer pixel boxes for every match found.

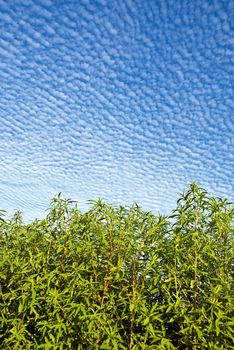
[0,0,233,221]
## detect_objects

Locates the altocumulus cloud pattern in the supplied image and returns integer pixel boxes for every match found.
[0,0,233,221]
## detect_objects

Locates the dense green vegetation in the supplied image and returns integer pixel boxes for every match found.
[0,183,233,349]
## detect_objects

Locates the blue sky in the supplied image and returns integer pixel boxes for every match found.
[0,0,233,222]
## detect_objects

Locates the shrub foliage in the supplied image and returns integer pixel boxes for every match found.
[0,183,233,349]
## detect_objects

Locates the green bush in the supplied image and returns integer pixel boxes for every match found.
[0,183,233,349]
